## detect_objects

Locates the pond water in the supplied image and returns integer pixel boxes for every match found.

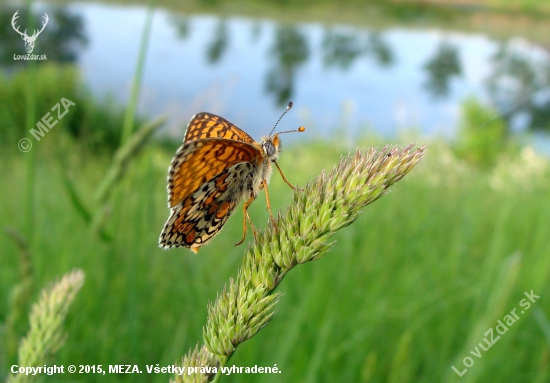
[2,3,550,143]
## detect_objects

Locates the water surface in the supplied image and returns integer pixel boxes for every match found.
[2,3,549,142]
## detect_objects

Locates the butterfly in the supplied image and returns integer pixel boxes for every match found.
[159,102,305,253]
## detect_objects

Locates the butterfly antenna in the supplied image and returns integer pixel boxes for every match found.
[269,101,294,137]
[269,101,306,137]
[276,126,306,136]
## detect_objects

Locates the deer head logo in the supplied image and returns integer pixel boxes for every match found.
[11,11,49,54]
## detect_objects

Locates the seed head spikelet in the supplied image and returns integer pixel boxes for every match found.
[173,144,426,383]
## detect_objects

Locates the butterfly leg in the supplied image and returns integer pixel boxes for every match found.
[274,161,302,191]
[262,179,278,232]
[235,194,257,246]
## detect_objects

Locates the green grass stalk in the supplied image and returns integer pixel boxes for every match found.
[2,229,34,367]
[120,0,156,145]
[11,3,39,368]
[7,270,85,383]
[23,0,37,244]
[172,144,426,382]
[90,116,166,237]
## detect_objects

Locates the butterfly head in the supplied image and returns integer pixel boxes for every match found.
[262,135,280,159]
[262,101,305,162]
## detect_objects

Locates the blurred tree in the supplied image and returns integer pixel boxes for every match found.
[455,96,508,167]
[322,29,394,70]
[265,25,309,105]
[322,29,364,70]
[250,21,262,44]
[206,19,228,64]
[368,32,394,67]
[486,43,550,132]
[170,15,191,39]
[423,41,461,98]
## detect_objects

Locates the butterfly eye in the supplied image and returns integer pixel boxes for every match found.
[263,141,277,157]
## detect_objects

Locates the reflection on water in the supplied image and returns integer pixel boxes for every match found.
[323,29,365,70]
[206,19,228,64]
[266,26,309,105]
[423,42,461,98]
[487,43,550,132]
[322,30,394,70]
[170,15,190,39]
[1,3,549,138]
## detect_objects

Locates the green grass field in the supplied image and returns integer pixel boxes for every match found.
[2,0,550,378]
[1,130,549,382]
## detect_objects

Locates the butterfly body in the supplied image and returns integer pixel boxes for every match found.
[159,112,286,253]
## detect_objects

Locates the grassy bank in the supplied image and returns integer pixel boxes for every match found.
[1,131,549,381]
[55,0,550,45]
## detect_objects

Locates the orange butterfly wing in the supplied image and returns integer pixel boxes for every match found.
[184,113,256,144]
[160,161,255,250]
[167,138,261,208]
